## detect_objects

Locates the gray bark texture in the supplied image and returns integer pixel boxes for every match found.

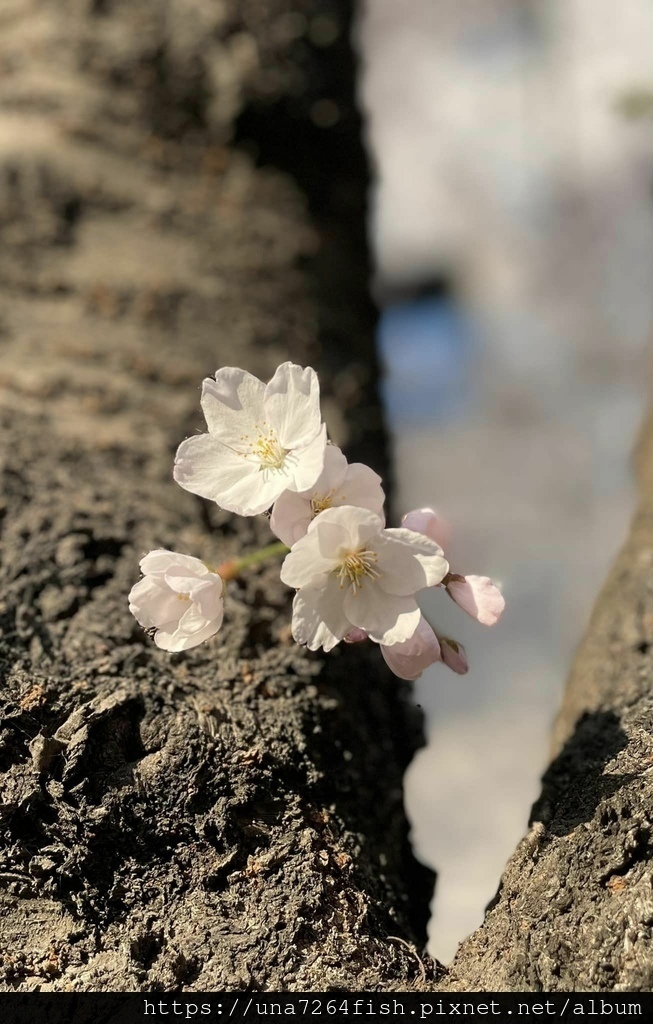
[3,0,652,998]
[439,422,653,992]
[0,0,435,992]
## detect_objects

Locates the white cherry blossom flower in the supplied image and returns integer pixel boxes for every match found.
[270,444,385,547]
[129,549,224,652]
[174,363,327,517]
[402,507,505,626]
[280,506,448,652]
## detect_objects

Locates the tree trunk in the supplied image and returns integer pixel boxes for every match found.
[438,413,653,992]
[5,0,651,996]
[0,0,433,991]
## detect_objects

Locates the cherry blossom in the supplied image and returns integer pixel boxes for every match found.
[270,444,385,548]
[173,363,327,517]
[402,507,504,625]
[129,549,224,652]
[280,505,448,652]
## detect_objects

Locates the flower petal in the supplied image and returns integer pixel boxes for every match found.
[381,615,441,680]
[139,549,208,577]
[446,575,505,626]
[280,530,338,589]
[313,444,349,492]
[191,578,224,622]
[155,616,222,652]
[291,576,350,652]
[286,422,328,493]
[264,362,322,449]
[200,368,266,448]
[343,582,421,645]
[402,507,451,549]
[174,434,290,515]
[374,528,448,596]
[129,576,180,630]
[339,462,385,518]
[270,488,313,547]
[163,572,203,595]
[324,504,385,549]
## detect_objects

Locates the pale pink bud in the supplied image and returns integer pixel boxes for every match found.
[344,627,369,644]
[380,615,441,681]
[401,507,451,550]
[445,574,505,626]
[439,637,468,675]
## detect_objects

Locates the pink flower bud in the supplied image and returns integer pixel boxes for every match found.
[439,637,468,675]
[401,507,451,550]
[344,627,368,644]
[445,574,505,626]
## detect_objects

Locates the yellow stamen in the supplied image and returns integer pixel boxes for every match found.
[311,490,335,517]
[336,549,380,593]
[243,420,287,469]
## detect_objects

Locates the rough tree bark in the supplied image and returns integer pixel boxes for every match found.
[438,419,653,992]
[0,0,433,991]
[3,0,652,997]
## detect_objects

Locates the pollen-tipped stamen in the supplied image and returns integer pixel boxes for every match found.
[336,548,380,593]
[311,490,335,517]
[250,423,287,470]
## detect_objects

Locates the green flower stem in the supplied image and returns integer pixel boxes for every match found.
[216,541,289,581]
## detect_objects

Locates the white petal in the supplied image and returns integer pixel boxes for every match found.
[291,576,350,652]
[174,434,290,515]
[284,444,347,502]
[270,489,313,547]
[315,520,351,559]
[286,422,328,493]
[139,549,207,577]
[163,571,205,594]
[192,579,224,622]
[306,504,383,550]
[374,528,448,595]
[129,577,182,630]
[343,582,421,645]
[380,616,441,680]
[200,368,266,448]
[280,532,337,589]
[312,444,349,492]
[155,616,221,652]
[337,462,385,518]
[264,362,322,449]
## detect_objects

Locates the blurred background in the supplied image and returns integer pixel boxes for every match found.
[360,0,653,962]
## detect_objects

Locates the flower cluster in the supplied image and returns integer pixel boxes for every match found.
[129,363,504,680]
